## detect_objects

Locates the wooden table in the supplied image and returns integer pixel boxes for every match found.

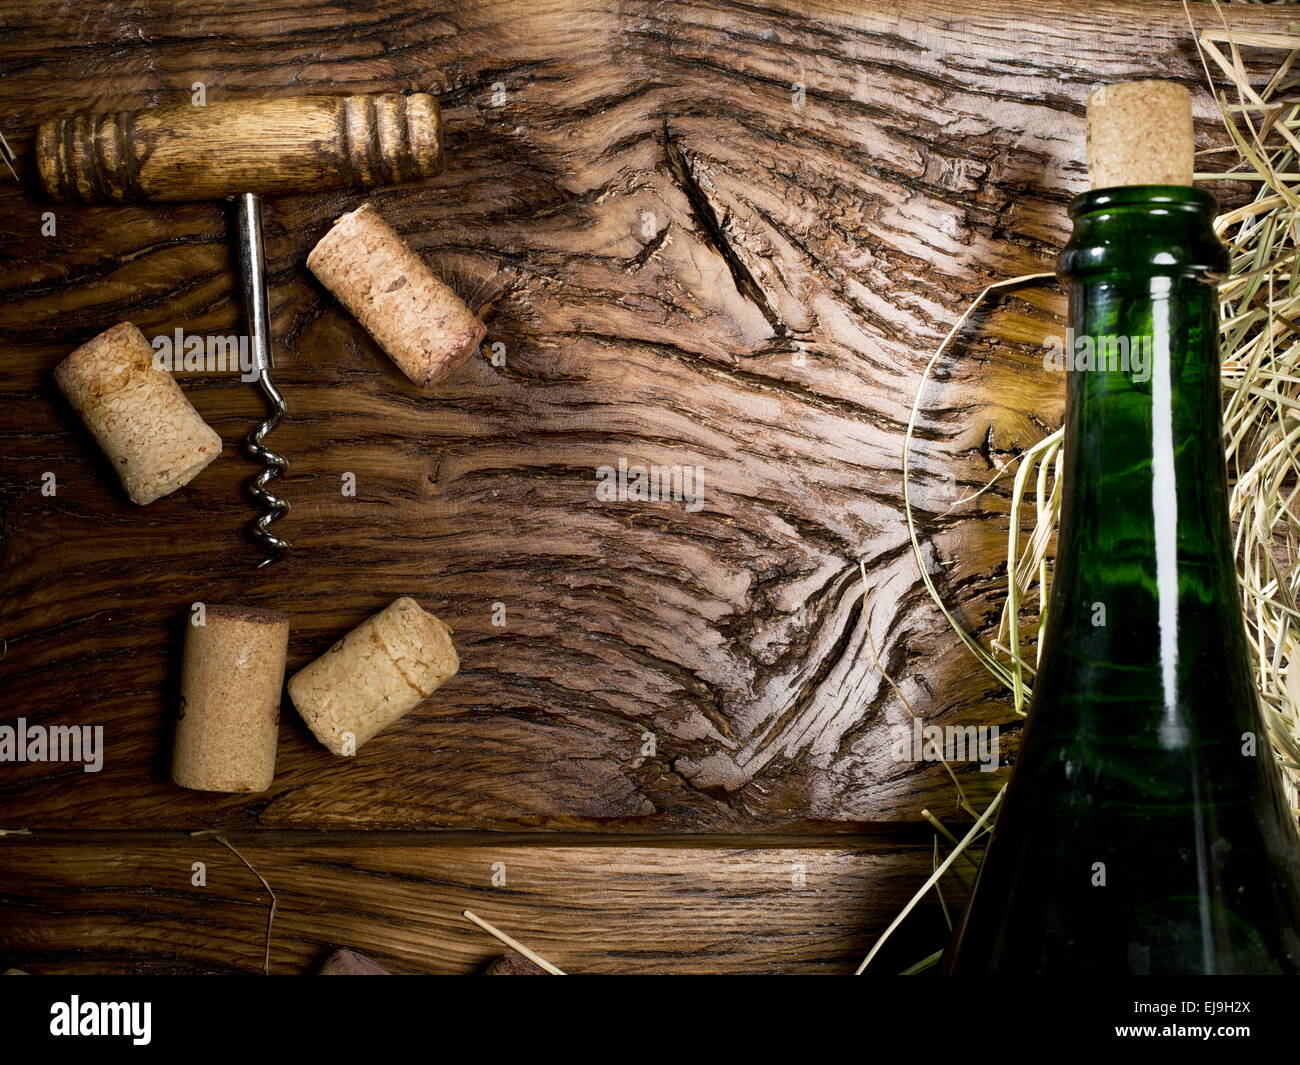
[0,0,1285,973]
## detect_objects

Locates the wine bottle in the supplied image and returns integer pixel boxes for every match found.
[942,81,1300,974]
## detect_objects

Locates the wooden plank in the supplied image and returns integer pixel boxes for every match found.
[0,834,949,974]
[0,0,1287,830]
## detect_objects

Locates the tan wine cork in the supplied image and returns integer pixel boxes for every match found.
[1086,81,1195,189]
[288,596,459,756]
[306,203,486,388]
[172,604,290,793]
[54,322,222,504]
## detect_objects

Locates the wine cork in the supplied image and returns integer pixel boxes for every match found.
[288,596,459,756]
[1086,81,1195,189]
[172,604,290,793]
[484,952,549,975]
[54,322,222,505]
[307,203,486,388]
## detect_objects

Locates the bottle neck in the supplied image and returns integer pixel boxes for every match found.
[1044,187,1241,733]
[1058,271,1230,574]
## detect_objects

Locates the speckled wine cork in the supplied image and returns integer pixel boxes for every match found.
[288,596,458,756]
[54,322,222,504]
[1087,81,1195,189]
[172,604,289,793]
[307,203,486,388]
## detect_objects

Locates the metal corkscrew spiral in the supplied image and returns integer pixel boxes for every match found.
[235,193,290,565]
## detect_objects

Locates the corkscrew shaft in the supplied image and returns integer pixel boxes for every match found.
[234,192,290,565]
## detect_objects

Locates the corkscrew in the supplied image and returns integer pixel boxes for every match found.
[35,92,446,564]
[234,193,290,565]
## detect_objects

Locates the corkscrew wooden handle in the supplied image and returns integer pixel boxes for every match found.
[36,92,444,203]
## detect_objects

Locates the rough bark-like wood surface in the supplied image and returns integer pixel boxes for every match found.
[0,835,945,974]
[0,0,1284,831]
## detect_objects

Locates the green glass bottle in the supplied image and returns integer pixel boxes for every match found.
[942,181,1300,974]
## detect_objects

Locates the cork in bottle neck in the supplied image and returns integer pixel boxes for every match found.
[1086,81,1195,189]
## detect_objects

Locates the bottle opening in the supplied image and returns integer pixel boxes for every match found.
[1068,185,1219,219]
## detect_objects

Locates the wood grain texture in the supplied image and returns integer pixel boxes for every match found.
[0,0,1285,830]
[0,834,949,974]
